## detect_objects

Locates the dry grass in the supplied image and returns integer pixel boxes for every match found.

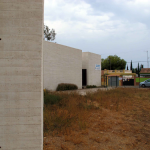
[43,88,150,150]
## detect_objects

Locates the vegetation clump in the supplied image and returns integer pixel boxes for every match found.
[56,83,78,91]
[44,92,89,133]
[44,90,62,105]
[44,25,56,41]
[44,88,150,150]
[101,55,126,70]
[86,85,97,88]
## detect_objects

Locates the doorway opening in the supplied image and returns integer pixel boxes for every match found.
[82,69,87,86]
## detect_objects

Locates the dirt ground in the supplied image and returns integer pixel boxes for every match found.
[43,88,150,150]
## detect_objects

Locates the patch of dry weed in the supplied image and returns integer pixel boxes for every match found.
[44,88,150,150]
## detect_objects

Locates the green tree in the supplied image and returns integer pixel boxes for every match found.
[44,25,56,41]
[101,55,126,70]
[130,60,132,70]
[140,64,143,69]
[132,68,137,74]
[127,65,128,70]
[138,62,140,77]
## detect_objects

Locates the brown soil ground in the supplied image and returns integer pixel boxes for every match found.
[43,88,150,150]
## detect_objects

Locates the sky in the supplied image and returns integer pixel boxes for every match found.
[44,0,150,69]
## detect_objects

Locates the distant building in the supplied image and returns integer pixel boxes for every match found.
[140,68,150,78]
[101,69,136,86]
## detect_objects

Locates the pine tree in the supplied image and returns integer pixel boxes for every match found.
[138,62,140,77]
[44,25,56,41]
[130,60,132,70]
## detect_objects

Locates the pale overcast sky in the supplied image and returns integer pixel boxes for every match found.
[44,0,150,69]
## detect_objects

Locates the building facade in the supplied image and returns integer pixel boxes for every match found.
[44,41,82,91]
[0,1,44,149]
[82,52,101,86]
[44,42,101,90]
[101,69,136,86]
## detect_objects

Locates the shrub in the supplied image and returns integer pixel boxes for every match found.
[44,91,62,105]
[86,85,97,88]
[56,83,78,91]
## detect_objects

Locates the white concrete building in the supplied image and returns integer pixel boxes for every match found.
[44,41,82,91]
[82,52,101,86]
[0,1,44,150]
[44,42,101,91]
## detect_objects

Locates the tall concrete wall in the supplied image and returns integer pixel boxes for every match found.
[0,1,43,150]
[82,52,101,86]
[44,41,82,91]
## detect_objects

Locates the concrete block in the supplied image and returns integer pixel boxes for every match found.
[0,124,41,134]
[0,107,41,117]
[0,92,41,101]
[0,40,42,51]
[0,99,41,109]
[0,83,41,92]
[0,59,41,67]
[0,2,42,11]
[0,76,41,84]
[0,116,41,125]
[0,67,41,76]
[0,0,43,149]
[0,51,41,59]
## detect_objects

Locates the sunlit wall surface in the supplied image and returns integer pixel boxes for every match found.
[0,0,44,149]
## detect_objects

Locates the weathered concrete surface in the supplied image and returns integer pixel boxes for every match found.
[44,41,82,91]
[82,52,101,86]
[0,0,44,150]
